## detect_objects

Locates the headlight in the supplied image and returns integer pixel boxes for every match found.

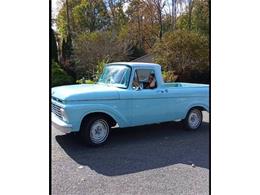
[60,108,68,122]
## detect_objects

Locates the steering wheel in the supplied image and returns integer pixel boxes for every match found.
[139,82,143,90]
[133,79,143,89]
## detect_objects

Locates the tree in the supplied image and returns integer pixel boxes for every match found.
[51,28,58,62]
[150,0,166,40]
[106,0,128,32]
[152,30,209,83]
[192,0,209,36]
[53,0,210,83]
[176,0,209,36]
[56,0,110,38]
[126,0,165,53]
[171,0,177,30]
[56,0,76,77]
[56,0,78,39]
[73,31,132,80]
[187,0,193,30]
[61,34,73,63]
[72,0,110,33]
[126,0,146,50]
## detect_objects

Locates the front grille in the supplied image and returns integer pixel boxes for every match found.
[52,103,62,119]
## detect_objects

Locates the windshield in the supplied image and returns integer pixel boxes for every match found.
[98,65,131,88]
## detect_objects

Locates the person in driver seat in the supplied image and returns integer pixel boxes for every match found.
[144,73,156,89]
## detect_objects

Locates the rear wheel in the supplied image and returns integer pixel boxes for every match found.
[184,108,202,130]
[80,116,110,146]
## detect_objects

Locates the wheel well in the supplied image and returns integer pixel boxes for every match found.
[190,106,207,112]
[185,106,206,118]
[80,112,117,130]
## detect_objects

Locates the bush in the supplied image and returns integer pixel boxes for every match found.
[176,67,210,84]
[52,61,74,87]
[76,78,95,84]
[94,59,107,81]
[152,30,209,83]
[162,70,176,83]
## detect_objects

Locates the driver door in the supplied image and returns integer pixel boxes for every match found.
[130,69,168,126]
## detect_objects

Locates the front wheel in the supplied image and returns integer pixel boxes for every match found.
[80,116,110,146]
[184,108,203,130]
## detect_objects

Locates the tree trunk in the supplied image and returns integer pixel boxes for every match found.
[188,0,193,30]
[65,0,71,35]
[172,0,176,30]
[158,8,163,40]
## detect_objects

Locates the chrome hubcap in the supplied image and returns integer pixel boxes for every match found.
[90,119,109,144]
[188,110,201,129]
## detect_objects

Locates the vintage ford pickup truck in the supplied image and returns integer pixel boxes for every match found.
[52,62,209,146]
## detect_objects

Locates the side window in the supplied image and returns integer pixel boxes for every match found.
[132,69,157,89]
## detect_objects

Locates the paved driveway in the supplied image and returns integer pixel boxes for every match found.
[52,112,209,195]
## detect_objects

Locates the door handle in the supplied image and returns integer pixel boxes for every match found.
[157,89,168,93]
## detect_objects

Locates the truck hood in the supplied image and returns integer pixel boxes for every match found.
[51,84,120,101]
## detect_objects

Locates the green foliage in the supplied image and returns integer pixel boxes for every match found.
[176,0,209,36]
[162,70,176,83]
[176,14,190,30]
[107,0,128,32]
[95,59,108,81]
[56,5,68,39]
[192,0,209,36]
[72,0,110,33]
[76,78,94,84]
[57,0,110,38]
[152,30,209,83]
[52,60,74,87]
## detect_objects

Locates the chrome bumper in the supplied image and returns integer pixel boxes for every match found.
[51,113,72,134]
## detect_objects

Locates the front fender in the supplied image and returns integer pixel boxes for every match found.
[81,104,130,127]
[66,103,130,132]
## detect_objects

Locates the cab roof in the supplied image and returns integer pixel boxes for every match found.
[107,62,161,68]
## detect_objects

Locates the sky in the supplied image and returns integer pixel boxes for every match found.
[52,0,60,19]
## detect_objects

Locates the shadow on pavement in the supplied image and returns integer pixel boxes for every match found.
[55,121,209,176]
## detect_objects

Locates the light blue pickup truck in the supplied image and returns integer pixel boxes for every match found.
[52,62,209,146]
